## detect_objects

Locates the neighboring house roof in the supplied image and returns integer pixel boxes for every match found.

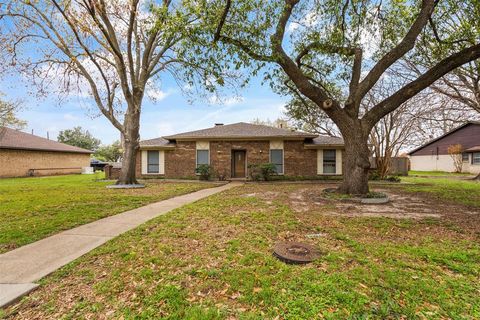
[139,137,176,148]
[408,121,480,155]
[0,127,92,154]
[162,122,317,140]
[464,145,480,152]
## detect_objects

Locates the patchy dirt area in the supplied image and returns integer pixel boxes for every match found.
[323,189,443,219]
[265,184,479,219]
[241,183,480,237]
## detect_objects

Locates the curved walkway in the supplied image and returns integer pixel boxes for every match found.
[0,182,242,308]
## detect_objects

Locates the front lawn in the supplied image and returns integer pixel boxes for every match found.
[5,183,479,319]
[400,175,480,208]
[0,174,214,253]
[408,170,472,176]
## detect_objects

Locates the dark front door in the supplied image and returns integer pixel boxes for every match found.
[232,150,246,178]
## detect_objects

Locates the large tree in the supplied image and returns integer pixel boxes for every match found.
[0,0,228,185]
[58,126,101,151]
[94,141,123,162]
[199,0,480,194]
[286,73,480,178]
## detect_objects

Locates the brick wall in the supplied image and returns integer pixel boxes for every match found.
[210,140,270,178]
[104,165,121,180]
[0,149,91,178]
[135,140,320,179]
[135,141,197,179]
[284,141,318,176]
[165,141,197,178]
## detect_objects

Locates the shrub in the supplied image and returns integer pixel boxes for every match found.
[247,164,262,181]
[248,163,277,181]
[259,163,277,181]
[368,170,381,181]
[385,175,401,182]
[369,170,400,183]
[195,164,212,181]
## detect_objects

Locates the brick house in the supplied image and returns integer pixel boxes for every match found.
[408,121,480,174]
[136,122,344,179]
[0,127,92,178]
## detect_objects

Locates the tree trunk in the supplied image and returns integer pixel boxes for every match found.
[474,173,480,180]
[376,151,392,179]
[117,111,140,185]
[338,129,371,195]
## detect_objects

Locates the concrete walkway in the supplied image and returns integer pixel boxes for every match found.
[0,182,241,308]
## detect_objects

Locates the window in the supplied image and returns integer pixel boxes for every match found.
[196,149,209,167]
[462,153,469,162]
[473,152,480,165]
[147,151,159,173]
[323,149,336,174]
[270,149,284,174]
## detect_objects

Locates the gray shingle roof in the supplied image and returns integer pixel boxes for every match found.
[163,122,317,140]
[0,127,92,154]
[139,137,176,148]
[310,135,344,145]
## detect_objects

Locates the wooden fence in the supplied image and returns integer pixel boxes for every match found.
[369,157,409,176]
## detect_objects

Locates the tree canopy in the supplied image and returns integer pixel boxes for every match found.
[94,141,123,162]
[57,126,101,151]
[0,93,26,129]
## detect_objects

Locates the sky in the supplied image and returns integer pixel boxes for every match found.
[0,73,288,145]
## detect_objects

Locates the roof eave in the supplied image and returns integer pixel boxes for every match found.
[0,146,93,154]
[408,121,479,155]
[139,145,176,150]
[304,144,345,149]
[163,135,317,141]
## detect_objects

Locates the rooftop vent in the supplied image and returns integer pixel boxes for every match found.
[215,123,224,127]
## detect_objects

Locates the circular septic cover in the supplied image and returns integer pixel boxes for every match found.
[273,242,320,264]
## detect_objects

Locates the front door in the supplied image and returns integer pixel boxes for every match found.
[232,150,246,178]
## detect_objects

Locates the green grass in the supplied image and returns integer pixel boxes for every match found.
[5,184,479,319]
[400,176,480,207]
[409,170,473,176]
[0,174,213,253]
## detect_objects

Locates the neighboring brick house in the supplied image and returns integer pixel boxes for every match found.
[136,122,344,179]
[408,121,480,174]
[0,127,92,178]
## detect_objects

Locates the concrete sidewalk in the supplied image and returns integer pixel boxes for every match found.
[0,182,241,308]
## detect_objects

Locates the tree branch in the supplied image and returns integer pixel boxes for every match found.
[364,43,480,128]
[356,0,436,102]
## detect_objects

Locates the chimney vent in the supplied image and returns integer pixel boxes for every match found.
[215,123,224,127]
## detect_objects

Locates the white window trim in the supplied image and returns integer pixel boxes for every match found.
[142,150,165,175]
[269,140,284,175]
[336,149,343,175]
[317,150,323,175]
[322,149,337,175]
[269,149,284,175]
[473,152,480,165]
[195,141,210,175]
[196,149,210,167]
[317,149,342,175]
